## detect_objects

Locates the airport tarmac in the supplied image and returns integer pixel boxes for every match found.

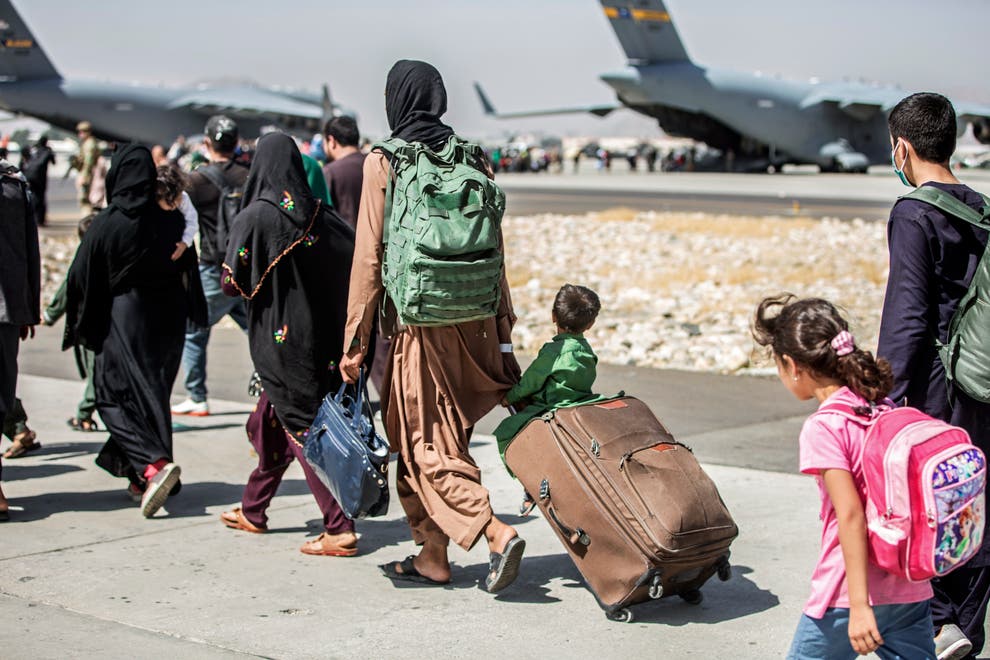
[7,170,990,658]
[41,167,990,231]
[499,166,990,219]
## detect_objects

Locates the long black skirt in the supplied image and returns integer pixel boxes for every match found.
[94,285,185,482]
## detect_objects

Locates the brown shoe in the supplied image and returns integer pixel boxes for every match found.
[300,531,358,556]
[3,430,40,459]
[220,507,267,534]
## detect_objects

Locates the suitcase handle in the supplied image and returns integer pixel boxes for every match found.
[618,439,692,470]
[540,479,590,546]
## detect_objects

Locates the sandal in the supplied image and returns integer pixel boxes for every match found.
[486,536,526,593]
[3,430,40,459]
[67,417,98,432]
[220,507,267,534]
[379,555,449,586]
[299,531,358,556]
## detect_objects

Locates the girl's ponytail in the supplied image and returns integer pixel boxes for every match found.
[752,295,894,404]
[834,347,894,404]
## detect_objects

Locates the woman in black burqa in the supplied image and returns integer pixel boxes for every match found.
[219,132,360,556]
[65,144,205,518]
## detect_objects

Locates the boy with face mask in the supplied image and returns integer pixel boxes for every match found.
[878,92,990,660]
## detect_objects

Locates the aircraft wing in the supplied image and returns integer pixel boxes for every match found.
[800,86,905,120]
[473,82,619,119]
[956,102,990,122]
[167,86,323,121]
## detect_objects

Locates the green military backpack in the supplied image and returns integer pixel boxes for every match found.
[901,186,990,403]
[374,136,505,327]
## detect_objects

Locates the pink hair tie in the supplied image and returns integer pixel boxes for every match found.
[831,330,855,356]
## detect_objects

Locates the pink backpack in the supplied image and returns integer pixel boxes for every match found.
[817,402,986,581]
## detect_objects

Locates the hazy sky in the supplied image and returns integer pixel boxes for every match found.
[14,0,990,139]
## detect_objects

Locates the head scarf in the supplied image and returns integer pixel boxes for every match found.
[105,144,156,216]
[240,132,316,228]
[223,132,326,300]
[385,60,455,151]
[64,144,187,351]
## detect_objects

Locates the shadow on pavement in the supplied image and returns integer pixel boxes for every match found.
[621,565,779,625]
[461,558,778,623]
[9,488,152,521]
[20,440,106,460]
[163,479,313,518]
[2,462,83,481]
[336,517,411,556]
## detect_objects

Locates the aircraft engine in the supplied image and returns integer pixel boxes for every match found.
[974,118,990,145]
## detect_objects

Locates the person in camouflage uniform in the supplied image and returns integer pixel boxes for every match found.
[73,121,101,215]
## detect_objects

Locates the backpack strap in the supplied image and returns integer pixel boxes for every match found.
[196,163,228,194]
[901,186,990,406]
[899,186,990,230]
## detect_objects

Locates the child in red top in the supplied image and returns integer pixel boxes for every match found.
[753,295,935,659]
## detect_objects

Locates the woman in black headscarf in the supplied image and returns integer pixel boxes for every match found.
[340,60,525,592]
[219,132,359,556]
[65,144,205,518]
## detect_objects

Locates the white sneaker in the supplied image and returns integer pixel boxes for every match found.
[141,463,181,518]
[171,398,209,416]
[935,624,973,660]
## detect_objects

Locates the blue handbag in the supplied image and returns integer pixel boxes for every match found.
[304,368,389,519]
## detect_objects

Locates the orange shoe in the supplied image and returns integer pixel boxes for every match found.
[220,507,268,534]
[300,531,358,556]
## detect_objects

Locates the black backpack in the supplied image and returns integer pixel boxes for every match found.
[197,164,244,257]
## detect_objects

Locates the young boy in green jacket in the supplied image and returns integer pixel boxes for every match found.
[495,284,602,469]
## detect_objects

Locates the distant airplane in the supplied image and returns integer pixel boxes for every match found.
[0,0,350,146]
[476,0,990,172]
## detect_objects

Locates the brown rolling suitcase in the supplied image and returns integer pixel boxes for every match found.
[504,396,738,622]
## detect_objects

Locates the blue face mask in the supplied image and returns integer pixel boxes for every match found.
[891,142,912,187]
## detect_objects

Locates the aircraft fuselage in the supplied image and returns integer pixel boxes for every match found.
[601,63,893,167]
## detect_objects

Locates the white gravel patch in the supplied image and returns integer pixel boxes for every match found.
[503,210,889,373]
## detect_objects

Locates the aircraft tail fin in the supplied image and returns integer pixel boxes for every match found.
[600,0,690,64]
[0,1,59,80]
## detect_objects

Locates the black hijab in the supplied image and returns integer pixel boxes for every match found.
[224,132,321,299]
[385,59,455,151]
[65,145,200,350]
[222,133,356,433]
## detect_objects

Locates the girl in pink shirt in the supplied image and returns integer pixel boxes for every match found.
[753,295,935,659]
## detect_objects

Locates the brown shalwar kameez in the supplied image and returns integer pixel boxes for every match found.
[343,152,518,551]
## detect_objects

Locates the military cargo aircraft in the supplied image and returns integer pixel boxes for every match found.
[0,0,347,146]
[477,0,990,172]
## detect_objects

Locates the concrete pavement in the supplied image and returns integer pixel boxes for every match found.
[4,372,813,659]
[6,367,985,658]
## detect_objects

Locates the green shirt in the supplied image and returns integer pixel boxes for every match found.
[495,333,599,464]
[301,153,332,206]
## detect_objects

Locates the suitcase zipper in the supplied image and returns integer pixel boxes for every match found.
[547,420,667,559]
[554,413,731,560]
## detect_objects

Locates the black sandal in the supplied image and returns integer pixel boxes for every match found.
[379,555,449,586]
[486,536,526,593]
[67,417,98,432]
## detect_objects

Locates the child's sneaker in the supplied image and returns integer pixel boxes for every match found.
[935,624,972,660]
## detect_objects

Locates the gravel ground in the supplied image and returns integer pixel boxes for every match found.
[39,209,891,374]
[502,209,889,373]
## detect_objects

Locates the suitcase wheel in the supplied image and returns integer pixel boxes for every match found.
[648,576,664,600]
[605,608,634,623]
[679,589,703,606]
[717,561,732,582]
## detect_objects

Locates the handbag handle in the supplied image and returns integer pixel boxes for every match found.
[335,366,377,438]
